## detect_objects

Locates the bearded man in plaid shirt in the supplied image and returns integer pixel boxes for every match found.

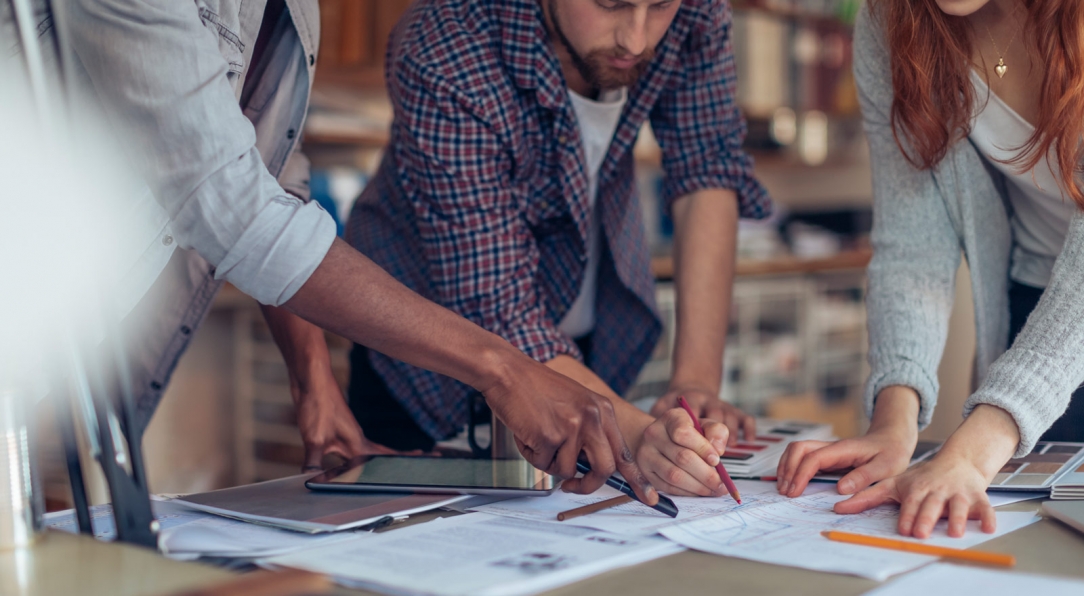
[338,0,771,495]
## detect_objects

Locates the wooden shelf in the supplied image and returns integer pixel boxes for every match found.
[302,129,389,147]
[651,247,872,280]
[733,0,858,26]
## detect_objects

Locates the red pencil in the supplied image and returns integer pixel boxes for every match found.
[677,396,742,504]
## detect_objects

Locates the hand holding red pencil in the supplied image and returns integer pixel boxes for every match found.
[678,396,742,503]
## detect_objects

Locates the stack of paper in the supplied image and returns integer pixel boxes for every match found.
[44,500,354,560]
[721,419,835,477]
[262,513,683,596]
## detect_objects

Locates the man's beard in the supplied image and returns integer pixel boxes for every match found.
[547,0,655,91]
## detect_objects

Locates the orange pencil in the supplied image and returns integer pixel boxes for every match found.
[821,530,1016,568]
[677,396,741,504]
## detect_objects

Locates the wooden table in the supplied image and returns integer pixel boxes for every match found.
[3,501,1082,596]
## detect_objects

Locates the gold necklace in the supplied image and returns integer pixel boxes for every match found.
[984,22,1020,79]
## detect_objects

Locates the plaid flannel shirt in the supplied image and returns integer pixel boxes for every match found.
[347,0,771,439]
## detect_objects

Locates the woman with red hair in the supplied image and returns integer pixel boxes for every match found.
[776,0,1084,538]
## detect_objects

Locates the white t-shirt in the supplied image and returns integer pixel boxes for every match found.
[968,70,1076,288]
[558,87,628,339]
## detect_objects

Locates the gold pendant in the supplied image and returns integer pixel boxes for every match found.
[995,58,1007,78]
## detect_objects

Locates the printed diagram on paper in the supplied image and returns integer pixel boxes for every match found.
[262,513,684,596]
[471,480,834,536]
[659,490,1039,581]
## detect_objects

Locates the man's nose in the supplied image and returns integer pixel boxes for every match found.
[616,8,649,57]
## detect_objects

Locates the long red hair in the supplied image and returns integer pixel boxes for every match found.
[871,0,1084,207]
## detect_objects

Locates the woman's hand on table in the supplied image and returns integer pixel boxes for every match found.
[776,385,920,498]
[834,453,996,538]
[634,408,731,497]
[775,428,916,498]
[829,403,1019,538]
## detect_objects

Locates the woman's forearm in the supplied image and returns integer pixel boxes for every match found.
[869,385,922,439]
[937,404,1020,479]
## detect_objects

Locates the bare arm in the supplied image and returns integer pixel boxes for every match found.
[650,189,753,442]
[280,238,658,502]
[260,305,398,469]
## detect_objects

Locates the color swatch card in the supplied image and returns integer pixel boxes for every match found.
[723,419,835,477]
[989,442,1084,491]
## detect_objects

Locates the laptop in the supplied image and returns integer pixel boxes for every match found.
[1042,500,1084,536]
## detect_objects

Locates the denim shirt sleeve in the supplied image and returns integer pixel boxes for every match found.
[67,0,334,306]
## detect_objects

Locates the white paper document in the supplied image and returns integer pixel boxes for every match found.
[986,491,1044,508]
[264,512,684,596]
[471,480,834,536]
[45,500,354,559]
[863,563,1084,596]
[659,489,1039,581]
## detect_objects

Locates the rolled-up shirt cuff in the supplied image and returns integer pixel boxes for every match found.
[661,164,772,220]
[215,196,337,305]
[505,322,581,365]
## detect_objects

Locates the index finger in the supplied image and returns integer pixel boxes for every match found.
[302,442,326,472]
[787,443,854,497]
[741,415,756,443]
[603,408,658,506]
[700,419,730,458]
[666,410,723,466]
[561,423,616,496]
[834,481,894,515]
[701,398,728,423]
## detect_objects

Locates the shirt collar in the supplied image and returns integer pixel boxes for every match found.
[496,0,564,104]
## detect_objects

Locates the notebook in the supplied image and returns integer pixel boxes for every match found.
[721,419,836,477]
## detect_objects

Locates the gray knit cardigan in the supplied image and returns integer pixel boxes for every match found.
[856,5,1084,457]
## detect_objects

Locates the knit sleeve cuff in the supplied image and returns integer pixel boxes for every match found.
[964,348,1074,458]
[865,356,940,431]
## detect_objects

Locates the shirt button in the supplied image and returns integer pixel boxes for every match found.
[150,381,162,391]
[287,128,296,139]
[162,235,173,246]
[558,135,568,144]
[309,54,315,66]
[180,325,191,336]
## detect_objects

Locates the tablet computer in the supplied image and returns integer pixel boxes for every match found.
[305,455,559,497]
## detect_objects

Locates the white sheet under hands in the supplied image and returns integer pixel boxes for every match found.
[659,489,1039,581]
[470,480,834,536]
[863,562,1084,596]
[986,491,1045,507]
[261,512,684,596]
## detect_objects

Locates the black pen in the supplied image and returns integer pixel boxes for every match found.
[575,460,679,518]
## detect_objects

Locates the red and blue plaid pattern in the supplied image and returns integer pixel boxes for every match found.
[346,0,771,440]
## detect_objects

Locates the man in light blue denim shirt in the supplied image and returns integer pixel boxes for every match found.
[2,0,662,501]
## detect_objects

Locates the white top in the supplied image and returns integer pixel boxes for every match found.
[558,87,628,339]
[968,69,1076,288]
